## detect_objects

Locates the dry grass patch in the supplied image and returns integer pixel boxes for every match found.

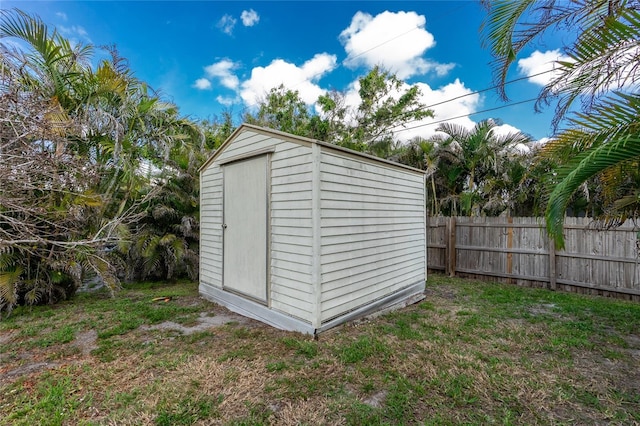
[1,275,639,425]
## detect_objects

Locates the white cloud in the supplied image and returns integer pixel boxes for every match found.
[204,59,240,89]
[57,24,91,44]
[491,123,521,138]
[217,14,237,35]
[58,25,88,38]
[339,11,454,79]
[517,49,571,86]
[58,24,90,42]
[240,53,337,106]
[216,95,237,106]
[491,122,531,152]
[241,9,260,27]
[401,79,480,140]
[537,137,552,145]
[193,78,212,90]
[55,12,68,21]
[324,77,479,142]
[519,47,640,94]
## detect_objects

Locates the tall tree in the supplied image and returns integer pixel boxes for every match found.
[244,85,314,137]
[246,67,434,157]
[318,66,434,154]
[432,120,531,216]
[395,138,442,215]
[0,9,202,314]
[482,0,640,247]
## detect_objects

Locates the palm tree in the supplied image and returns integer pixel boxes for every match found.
[482,0,640,248]
[395,137,443,216]
[0,9,203,314]
[433,119,531,216]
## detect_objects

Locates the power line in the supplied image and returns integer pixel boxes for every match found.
[395,97,539,133]
[339,2,470,68]
[389,69,555,130]
[419,68,555,111]
[236,2,473,114]
[340,27,421,68]
[223,2,557,131]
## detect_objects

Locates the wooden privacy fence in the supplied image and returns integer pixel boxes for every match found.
[427,216,640,300]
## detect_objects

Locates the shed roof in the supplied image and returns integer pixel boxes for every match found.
[199,123,426,175]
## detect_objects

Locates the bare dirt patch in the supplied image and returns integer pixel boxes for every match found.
[0,298,259,387]
[0,330,99,385]
[1,361,60,384]
[363,390,387,408]
[140,311,253,336]
[3,277,640,425]
[73,329,98,356]
[0,330,16,346]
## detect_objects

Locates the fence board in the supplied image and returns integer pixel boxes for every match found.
[427,216,640,300]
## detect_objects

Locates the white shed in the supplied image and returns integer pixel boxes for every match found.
[199,123,427,335]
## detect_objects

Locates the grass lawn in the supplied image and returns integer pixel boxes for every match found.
[1,274,639,425]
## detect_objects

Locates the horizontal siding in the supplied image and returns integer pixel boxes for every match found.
[199,165,223,289]
[321,206,424,218]
[271,191,312,203]
[323,228,421,247]
[321,152,423,182]
[215,131,276,161]
[271,297,313,322]
[270,141,313,323]
[322,273,424,320]
[322,222,422,237]
[321,157,423,195]
[321,180,420,200]
[200,130,314,324]
[322,193,423,207]
[321,216,422,228]
[321,175,422,199]
[322,239,425,270]
[270,225,313,238]
[323,255,425,293]
[322,233,423,255]
[319,149,426,323]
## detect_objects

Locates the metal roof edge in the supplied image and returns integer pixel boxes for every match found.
[199,123,426,175]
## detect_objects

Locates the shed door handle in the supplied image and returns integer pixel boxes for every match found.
[222,224,227,229]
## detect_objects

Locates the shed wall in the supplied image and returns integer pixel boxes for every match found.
[318,149,426,322]
[199,130,315,323]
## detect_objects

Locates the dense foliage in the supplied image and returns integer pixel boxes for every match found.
[0,9,211,314]
[3,3,633,312]
[483,0,640,247]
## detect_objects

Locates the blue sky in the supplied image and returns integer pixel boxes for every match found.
[5,1,574,142]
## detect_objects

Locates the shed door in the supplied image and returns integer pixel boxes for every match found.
[222,155,269,303]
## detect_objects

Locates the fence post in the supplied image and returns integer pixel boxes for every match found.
[549,238,557,291]
[447,216,456,277]
[506,216,514,284]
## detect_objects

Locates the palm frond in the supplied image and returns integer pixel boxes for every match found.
[0,266,23,308]
[546,134,640,248]
[539,7,640,127]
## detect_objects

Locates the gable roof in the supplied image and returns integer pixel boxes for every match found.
[199,123,425,175]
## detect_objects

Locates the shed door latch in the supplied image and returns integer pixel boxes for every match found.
[222,224,227,229]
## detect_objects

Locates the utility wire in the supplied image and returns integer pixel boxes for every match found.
[235,2,472,114]
[418,68,555,111]
[395,97,539,133]
[357,67,555,132]
[389,68,556,130]
[236,25,424,115]
[338,2,469,68]
[226,1,556,130]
